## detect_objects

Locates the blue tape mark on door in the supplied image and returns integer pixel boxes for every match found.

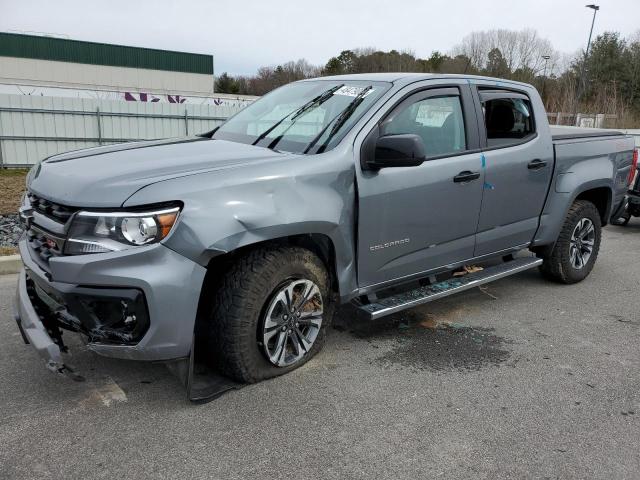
[481,153,486,168]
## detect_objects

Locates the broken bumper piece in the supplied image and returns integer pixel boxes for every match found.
[14,269,83,380]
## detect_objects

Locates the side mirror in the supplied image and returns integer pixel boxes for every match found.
[365,134,426,170]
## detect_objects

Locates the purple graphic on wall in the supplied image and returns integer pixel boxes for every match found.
[167,95,186,103]
[124,92,161,102]
[124,92,190,103]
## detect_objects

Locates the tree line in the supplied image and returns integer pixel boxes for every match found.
[215,28,640,127]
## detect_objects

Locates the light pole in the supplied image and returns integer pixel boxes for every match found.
[578,4,600,103]
[585,4,600,59]
[541,55,551,102]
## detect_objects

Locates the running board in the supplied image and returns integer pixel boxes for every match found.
[354,257,542,320]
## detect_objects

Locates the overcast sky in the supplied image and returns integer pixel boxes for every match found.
[2,0,639,75]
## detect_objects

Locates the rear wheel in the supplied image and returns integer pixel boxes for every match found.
[539,200,602,284]
[207,246,333,383]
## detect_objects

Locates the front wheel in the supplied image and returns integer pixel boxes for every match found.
[538,200,602,284]
[206,246,333,383]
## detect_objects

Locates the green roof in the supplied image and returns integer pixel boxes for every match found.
[0,32,213,75]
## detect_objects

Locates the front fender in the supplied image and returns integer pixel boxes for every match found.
[124,152,358,298]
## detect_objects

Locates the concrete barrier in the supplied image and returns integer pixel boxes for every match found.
[0,254,21,275]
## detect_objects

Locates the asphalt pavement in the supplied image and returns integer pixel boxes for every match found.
[1,220,639,480]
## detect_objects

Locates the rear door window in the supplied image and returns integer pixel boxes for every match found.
[480,91,535,147]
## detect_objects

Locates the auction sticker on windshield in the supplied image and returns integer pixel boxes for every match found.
[333,86,375,97]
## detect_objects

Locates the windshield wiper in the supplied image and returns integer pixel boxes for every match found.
[251,84,344,148]
[199,126,219,138]
[304,85,373,154]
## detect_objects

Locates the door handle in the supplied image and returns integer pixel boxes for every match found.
[453,171,481,183]
[528,159,547,170]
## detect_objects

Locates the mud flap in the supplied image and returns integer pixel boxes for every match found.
[165,335,244,403]
[610,196,629,225]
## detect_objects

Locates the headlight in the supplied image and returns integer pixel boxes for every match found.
[64,205,181,255]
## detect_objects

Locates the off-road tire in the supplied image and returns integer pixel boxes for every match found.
[538,200,602,284]
[207,246,333,383]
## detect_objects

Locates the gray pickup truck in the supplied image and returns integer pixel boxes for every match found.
[14,73,636,393]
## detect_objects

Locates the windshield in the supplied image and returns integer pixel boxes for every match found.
[211,80,390,154]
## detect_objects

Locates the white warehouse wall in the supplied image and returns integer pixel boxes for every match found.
[0,56,214,96]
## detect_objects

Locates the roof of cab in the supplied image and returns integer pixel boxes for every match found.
[315,72,431,83]
[303,72,534,89]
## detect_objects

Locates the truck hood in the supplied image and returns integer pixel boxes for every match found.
[27,137,286,207]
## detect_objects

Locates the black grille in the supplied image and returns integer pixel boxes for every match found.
[27,192,77,223]
[25,192,75,269]
[27,227,64,263]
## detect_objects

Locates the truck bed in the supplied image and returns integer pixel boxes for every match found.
[550,127,636,227]
[550,125,624,141]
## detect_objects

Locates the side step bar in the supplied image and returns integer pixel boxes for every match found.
[354,256,543,320]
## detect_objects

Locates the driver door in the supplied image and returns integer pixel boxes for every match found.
[356,84,485,288]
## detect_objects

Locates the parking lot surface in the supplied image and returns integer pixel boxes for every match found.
[1,221,639,480]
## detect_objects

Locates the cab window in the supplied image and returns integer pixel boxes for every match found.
[381,95,467,158]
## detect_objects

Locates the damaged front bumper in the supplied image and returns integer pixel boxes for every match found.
[14,264,242,402]
[15,238,207,367]
[25,270,151,345]
[15,240,248,402]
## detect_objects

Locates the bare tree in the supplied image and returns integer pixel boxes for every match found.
[452,29,559,77]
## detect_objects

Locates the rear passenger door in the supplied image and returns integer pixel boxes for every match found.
[473,87,554,257]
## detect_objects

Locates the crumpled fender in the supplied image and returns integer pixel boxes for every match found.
[124,151,359,299]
